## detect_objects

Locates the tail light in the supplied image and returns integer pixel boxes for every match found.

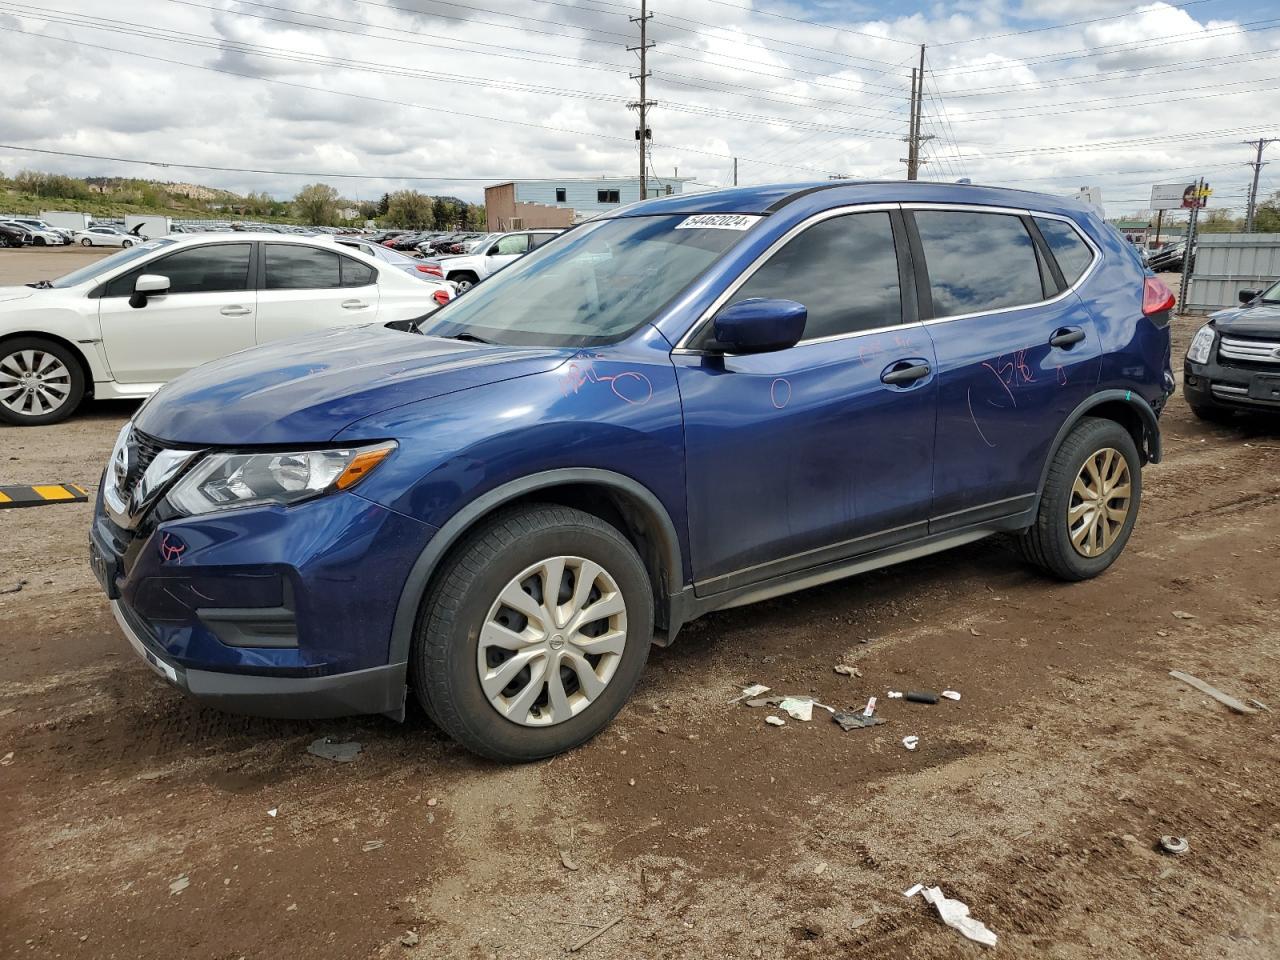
[418,263,443,278]
[1143,275,1176,315]
[433,289,450,306]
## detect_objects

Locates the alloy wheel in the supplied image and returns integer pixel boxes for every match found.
[1067,447,1131,557]
[0,349,73,418]
[477,555,627,727]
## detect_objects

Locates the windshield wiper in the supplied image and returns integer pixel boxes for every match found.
[25,280,53,289]
[446,332,494,345]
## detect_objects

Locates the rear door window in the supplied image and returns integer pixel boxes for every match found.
[912,211,1045,317]
[493,234,530,256]
[340,256,377,287]
[103,243,251,297]
[265,245,341,290]
[722,211,903,341]
[1034,217,1095,286]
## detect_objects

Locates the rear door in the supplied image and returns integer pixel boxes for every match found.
[255,243,381,343]
[672,208,939,594]
[906,207,1102,528]
[96,241,256,383]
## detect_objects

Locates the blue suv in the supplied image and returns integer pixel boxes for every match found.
[91,182,1175,760]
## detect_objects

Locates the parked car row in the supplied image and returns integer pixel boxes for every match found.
[418,228,562,291]
[1,218,75,246]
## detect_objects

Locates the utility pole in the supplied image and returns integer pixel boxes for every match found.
[628,0,655,202]
[1243,138,1278,232]
[733,157,738,186]
[1178,177,1206,312]
[903,44,933,181]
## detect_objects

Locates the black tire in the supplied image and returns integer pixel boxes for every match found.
[122,239,133,248]
[411,504,654,762]
[80,238,92,247]
[448,271,478,293]
[1187,399,1234,424]
[1018,417,1142,581]
[0,337,86,426]
[33,236,46,247]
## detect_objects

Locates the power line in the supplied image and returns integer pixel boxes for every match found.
[935,0,1223,46]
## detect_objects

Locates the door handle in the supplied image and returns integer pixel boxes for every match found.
[341,299,369,310]
[220,305,251,316]
[1049,326,1086,349]
[880,360,931,386]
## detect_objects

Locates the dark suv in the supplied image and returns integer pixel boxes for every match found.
[1184,279,1280,419]
[91,181,1176,761]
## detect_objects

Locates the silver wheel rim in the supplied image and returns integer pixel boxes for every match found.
[455,278,473,292]
[1068,447,1132,557]
[0,349,72,417]
[477,555,627,727]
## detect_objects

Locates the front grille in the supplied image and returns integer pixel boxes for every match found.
[128,429,166,488]
[1219,335,1280,366]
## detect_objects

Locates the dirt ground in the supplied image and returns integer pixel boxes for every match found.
[1,247,1277,959]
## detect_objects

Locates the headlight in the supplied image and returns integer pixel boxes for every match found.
[165,442,395,516]
[1186,324,1216,364]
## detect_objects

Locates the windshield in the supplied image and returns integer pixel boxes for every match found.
[418,215,752,347]
[1261,279,1280,303]
[44,239,176,289]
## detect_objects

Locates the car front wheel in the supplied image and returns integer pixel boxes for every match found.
[1018,416,1142,581]
[0,337,85,425]
[80,238,92,246]
[412,504,653,761]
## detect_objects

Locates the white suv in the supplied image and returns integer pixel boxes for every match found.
[0,234,453,425]
[422,229,563,291]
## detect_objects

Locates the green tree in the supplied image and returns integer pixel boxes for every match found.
[1253,191,1280,233]
[386,190,433,229]
[1198,208,1241,234]
[293,182,340,225]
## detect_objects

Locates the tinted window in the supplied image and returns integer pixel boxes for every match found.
[494,234,529,256]
[265,245,341,289]
[1035,217,1094,286]
[914,211,1044,317]
[104,243,251,297]
[530,232,557,249]
[726,212,902,341]
[555,188,567,202]
[597,190,620,203]
[340,256,376,287]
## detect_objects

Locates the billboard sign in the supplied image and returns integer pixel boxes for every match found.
[1151,182,1211,210]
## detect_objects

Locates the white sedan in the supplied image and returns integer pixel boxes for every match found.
[1,221,66,246]
[73,226,137,248]
[0,233,455,424]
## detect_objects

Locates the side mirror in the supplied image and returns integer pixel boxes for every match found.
[1239,289,1259,305]
[711,298,807,354]
[129,274,170,309]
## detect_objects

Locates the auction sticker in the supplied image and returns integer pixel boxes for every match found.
[675,214,762,231]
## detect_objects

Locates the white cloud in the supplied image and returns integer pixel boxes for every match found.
[0,0,1271,215]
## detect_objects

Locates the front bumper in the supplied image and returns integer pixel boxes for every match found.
[92,482,437,720]
[111,599,406,718]
[1184,357,1280,412]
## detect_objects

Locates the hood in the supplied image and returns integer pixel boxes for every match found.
[0,286,35,304]
[1209,301,1280,338]
[134,325,567,445]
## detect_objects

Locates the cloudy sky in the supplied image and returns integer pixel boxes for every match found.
[0,0,1275,216]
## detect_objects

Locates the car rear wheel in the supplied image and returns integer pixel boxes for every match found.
[412,504,653,762]
[0,337,85,426]
[1018,417,1142,581]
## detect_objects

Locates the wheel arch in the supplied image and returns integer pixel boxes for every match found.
[1035,389,1160,503]
[0,330,96,396]
[387,468,686,687]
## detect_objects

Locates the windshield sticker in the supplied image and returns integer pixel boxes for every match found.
[674,214,762,231]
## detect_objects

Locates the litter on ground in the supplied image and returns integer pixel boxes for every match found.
[906,884,998,948]
[1169,670,1257,714]
[833,664,862,677]
[905,691,939,704]
[765,715,786,727]
[833,712,887,731]
[779,697,814,721]
[902,735,920,751]
[1159,836,1190,856]
[862,696,877,717]
[307,737,363,763]
[942,690,962,701]
[730,684,770,704]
